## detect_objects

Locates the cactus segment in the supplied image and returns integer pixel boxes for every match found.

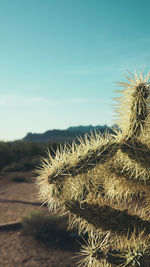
[112,71,150,140]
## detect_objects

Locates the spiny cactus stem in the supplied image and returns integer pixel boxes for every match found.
[48,142,120,184]
[65,200,150,236]
[48,138,150,185]
[106,248,144,266]
[120,140,150,168]
[130,83,149,139]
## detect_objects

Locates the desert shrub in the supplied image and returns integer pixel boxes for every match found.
[11,173,28,183]
[0,141,60,172]
[0,141,14,170]
[21,210,79,250]
[2,162,25,172]
[2,158,39,173]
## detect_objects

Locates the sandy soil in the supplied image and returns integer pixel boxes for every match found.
[0,172,79,267]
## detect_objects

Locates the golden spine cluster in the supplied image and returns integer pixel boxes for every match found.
[36,71,150,266]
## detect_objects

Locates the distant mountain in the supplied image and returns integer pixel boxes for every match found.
[23,124,120,143]
[67,125,108,132]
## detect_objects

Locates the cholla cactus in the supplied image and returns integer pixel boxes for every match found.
[36,71,150,266]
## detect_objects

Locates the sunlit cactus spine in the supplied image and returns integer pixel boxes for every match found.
[36,71,150,266]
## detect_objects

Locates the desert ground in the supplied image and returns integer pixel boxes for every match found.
[0,171,80,267]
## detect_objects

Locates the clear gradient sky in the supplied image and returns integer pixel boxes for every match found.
[0,0,150,141]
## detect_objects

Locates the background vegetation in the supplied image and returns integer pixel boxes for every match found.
[0,140,58,172]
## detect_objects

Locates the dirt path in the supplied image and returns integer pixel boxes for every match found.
[0,172,79,267]
[0,179,44,225]
[0,230,78,267]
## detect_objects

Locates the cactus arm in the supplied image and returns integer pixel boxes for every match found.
[113,72,150,140]
[65,197,150,237]
[78,231,150,267]
[42,136,120,184]
[119,140,150,169]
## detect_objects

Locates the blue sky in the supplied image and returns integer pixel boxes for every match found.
[0,0,150,141]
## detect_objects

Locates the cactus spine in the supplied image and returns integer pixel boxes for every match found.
[36,71,150,266]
